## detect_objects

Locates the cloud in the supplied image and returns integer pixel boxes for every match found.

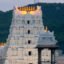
[0,0,64,11]
[0,0,35,11]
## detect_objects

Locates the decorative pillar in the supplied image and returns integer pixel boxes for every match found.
[36,45,59,64]
[38,49,41,64]
[51,49,56,64]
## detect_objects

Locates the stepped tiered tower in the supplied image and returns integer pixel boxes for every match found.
[4,6,57,64]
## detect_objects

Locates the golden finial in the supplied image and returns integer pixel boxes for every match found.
[44,26,48,32]
[22,7,23,11]
[29,7,30,11]
[31,6,33,11]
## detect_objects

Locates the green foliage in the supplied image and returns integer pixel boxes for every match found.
[0,10,12,42]
[42,3,64,40]
[41,3,64,53]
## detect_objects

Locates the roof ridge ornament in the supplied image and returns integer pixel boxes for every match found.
[44,26,48,32]
[37,6,41,10]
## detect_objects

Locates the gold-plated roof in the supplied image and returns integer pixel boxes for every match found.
[18,6,36,11]
[15,6,42,15]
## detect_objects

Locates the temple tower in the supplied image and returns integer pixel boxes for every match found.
[4,6,57,64]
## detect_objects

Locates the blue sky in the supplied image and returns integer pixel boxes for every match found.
[0,0,64,11]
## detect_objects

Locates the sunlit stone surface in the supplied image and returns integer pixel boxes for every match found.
[4,6,57,64]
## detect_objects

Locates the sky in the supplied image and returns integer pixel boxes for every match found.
[0,0,64,11]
